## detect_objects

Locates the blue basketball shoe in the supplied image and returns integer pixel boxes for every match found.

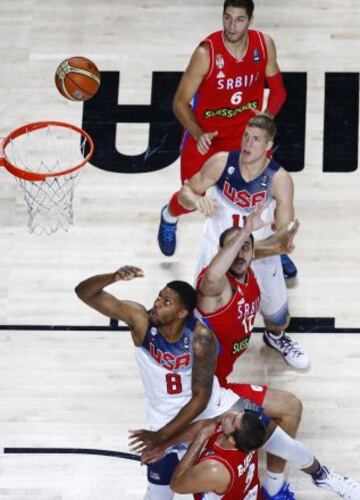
[281,254,298,279]
[262,482,296,499]
[158,205,178,256]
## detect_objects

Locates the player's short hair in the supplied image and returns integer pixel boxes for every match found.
[231,410,267,452]
[247,115,277,141]
[166,281,197,313]
[223,0,255,19]
[219,226,254,249]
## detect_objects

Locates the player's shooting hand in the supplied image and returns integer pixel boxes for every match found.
[195,196,217,217]
[197,131,218,155]
[114,266,144,282]
[128,429,164,453]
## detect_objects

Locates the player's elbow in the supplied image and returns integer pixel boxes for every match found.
[172,94,183,118]
[170,477,183,493]
[74,282,85,300]
[171,480,191,494]
[74,282,93,304]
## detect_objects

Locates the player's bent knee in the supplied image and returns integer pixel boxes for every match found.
[264,389,302,418]
[264,311,290,332]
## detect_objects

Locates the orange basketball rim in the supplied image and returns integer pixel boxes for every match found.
[0,121,95,234]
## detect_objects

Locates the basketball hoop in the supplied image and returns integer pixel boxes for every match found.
[0,121,94,235]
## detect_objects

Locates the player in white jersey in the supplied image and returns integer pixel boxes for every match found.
[177,114,309,370]
[75,265,252,499]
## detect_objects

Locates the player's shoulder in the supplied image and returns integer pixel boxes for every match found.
[261,32,277,54]
[273,165,293,182]
[194,320,218,351]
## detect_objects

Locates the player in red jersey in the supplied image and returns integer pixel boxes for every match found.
[196,215,300,387]
[172,411,267,500]
[196,206,302,498]
[169,410,360,500]
[157,0,296,279]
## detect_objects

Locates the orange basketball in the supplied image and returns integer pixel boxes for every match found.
[55,56,101,101]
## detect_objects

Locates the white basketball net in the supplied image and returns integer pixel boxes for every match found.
[3,123,91,235]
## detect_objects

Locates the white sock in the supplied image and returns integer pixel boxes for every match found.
[266,329,283,339]
[262,426,314,470]
[162,206,178,224]
[263,470,284,496]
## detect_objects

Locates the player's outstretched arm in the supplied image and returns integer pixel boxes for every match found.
[75,265,148,343]
[200,203,271,295]
[178,153,227,214]
[254,220,300,259]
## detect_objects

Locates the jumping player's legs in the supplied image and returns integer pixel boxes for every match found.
[157,134,222,257]
[251,255,310,370]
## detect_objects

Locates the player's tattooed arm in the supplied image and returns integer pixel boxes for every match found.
[75,266,149,345]
[160,323,217,437]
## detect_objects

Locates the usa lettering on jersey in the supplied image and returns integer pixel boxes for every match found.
[149,342,191,371]
[223,180,267,208]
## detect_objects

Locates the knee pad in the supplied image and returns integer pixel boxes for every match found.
[263,302,289,328]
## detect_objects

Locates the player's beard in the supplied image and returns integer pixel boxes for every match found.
[229,258,250,280]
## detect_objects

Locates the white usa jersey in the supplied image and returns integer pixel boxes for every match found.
[196,151,281,276]
[135,314,239,430]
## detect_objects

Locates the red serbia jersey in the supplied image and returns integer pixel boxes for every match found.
[194,426,261,500]
[197,267,260,386]
[193,29,268,150]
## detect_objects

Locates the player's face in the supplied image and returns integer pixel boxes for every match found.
[223,231,254,278]
[241,126,273,164]
[223,7,251,44]
[221,411,244,436]
[150,287,187,326]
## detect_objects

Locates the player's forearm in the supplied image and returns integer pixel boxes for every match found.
[206,229,252,280]
[178,183,202,210]
[254,234,284,259]
[173,100,204,140]
[75,273,116,302]
[265,72,287,117]
[170,436,206,491]
[158,392,210,442]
